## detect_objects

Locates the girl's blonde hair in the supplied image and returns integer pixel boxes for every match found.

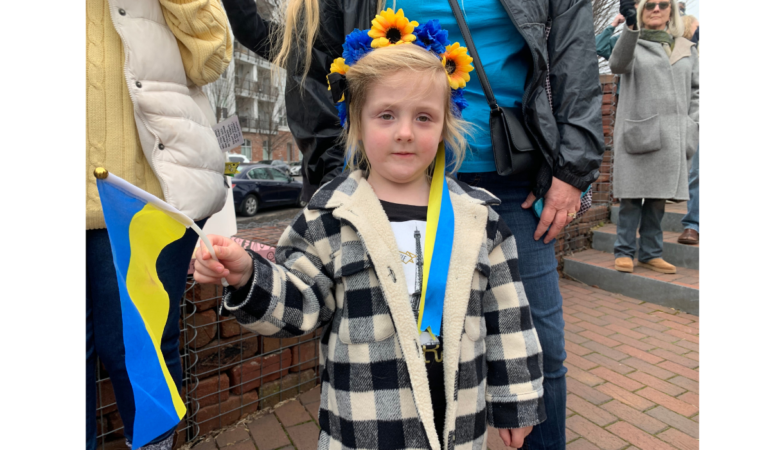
[271,0,387,85]
[343,45,470,176]
[638,0,684,37]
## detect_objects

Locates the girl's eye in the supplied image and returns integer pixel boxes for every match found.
[380,113,394,120]
[416,115,430,123]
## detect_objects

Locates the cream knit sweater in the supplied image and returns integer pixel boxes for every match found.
[86,0,232,230]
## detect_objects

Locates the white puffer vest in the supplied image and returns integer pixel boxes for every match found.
[107,0,227,220]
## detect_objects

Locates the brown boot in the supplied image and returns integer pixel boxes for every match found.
[677,229,699,245]
[615,257,634,273]
[638,258,677,274]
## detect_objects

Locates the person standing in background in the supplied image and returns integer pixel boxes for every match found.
[596,3,639,62]
[678,14,700,245]
[610,0,699,273]
[86,1,232,448]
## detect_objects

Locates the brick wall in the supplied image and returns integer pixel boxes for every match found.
[236,131,300,163]
[552,74,618,269]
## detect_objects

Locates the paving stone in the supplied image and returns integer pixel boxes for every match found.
[584,354,634,375]
[305,401,320,423]
[596,383,655,411]
[285,422,320,450]
[646,406,699,439]
[614,344,665,364]
[298,386,321,406]
[565,415,626,450]
[227,442,257,450]
[565,362,605,387]
[567,394,617,426]
[635,388,698,417]
[656,428,699,450]
[248,414,291,450]
[566,438,602,450]
[191,438,218,449]
[627,372,687,397]
[600,400,667,435]
[622,357,676,380]
[606,421,676,450]
[275,400,313,427]
[589,367,644,391]
[668,376,699,394]
[216,427,251,447]
[658,361,699,382]
[582,341,627,361]
[567,378,613,405]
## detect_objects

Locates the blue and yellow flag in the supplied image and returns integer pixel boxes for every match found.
[95,168,218,448]
[416,143,455,338]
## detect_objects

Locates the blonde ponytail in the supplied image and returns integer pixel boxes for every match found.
[272,0,388,85]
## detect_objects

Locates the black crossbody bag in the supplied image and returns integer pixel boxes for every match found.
[447,0,541,177]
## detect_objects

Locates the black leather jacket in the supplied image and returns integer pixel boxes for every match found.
[223,0,604,200]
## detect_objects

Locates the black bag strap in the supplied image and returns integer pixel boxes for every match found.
[447,0,499,110]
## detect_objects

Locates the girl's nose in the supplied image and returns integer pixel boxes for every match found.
[395,119,414,143]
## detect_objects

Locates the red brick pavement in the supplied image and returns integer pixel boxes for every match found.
[187,224,699,450]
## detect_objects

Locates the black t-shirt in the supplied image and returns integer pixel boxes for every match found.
[381,200,446,444]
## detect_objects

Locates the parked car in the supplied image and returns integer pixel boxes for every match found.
[256,159,292,177]
[289,162,302,176]
[230,164,305,216]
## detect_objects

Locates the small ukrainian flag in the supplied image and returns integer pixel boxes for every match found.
[95,168,221,448]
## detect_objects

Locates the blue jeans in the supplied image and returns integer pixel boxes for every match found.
[86,221,204,449]
[614,199,666,261]
[457,173,567,450]
[682,147,699,232]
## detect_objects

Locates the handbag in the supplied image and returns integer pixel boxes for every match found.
[447,0,541,177]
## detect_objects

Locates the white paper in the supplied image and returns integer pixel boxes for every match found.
[213,115,244,153]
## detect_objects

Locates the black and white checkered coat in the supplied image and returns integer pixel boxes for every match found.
[222,171,545,450]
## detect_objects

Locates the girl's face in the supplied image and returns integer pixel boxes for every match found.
[360,70,446,189]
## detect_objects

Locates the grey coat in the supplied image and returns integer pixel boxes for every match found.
[609,26,699,200]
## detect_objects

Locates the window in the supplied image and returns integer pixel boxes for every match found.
[247,168,270,180]
[286,143,293,160]
[268,168,290,182]
[242,139,252,160]
[263,140,270,160]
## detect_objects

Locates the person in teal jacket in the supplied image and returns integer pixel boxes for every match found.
[596,6,638,61]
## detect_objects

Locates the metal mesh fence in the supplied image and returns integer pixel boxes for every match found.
[95,277,322,449]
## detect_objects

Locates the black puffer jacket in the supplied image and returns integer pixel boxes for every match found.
[223,0,604,201]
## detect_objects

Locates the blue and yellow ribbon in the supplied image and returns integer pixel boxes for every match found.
[417,142,455,337]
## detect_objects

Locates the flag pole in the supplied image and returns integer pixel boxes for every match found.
[95,168,229,287]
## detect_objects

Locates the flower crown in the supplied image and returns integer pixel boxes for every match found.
[327,9,474,126]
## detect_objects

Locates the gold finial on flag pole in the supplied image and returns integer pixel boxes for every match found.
[94,167,109,179]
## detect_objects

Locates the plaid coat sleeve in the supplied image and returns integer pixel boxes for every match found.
[483,213,546,429]
[220,210,337,338]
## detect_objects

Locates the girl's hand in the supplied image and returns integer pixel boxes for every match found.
[612,13,625,28]
[194,235,254,289]
[498,426,533,449]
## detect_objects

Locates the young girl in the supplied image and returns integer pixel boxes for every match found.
[194,42,544,450]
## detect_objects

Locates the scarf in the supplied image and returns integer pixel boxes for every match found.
[641,29,674,56]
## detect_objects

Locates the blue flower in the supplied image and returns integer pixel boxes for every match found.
[336,101,348,126]
[342,29,374,65]
[413,20,450,55]
[451,88,468,117]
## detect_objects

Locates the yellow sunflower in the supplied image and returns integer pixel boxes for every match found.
[442,43,474,89]
[368,8,418,48]
[327,57,350,100]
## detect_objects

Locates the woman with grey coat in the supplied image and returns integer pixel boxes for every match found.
[609,0,698,274]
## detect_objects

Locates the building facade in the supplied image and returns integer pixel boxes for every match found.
[204,2,300,164]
